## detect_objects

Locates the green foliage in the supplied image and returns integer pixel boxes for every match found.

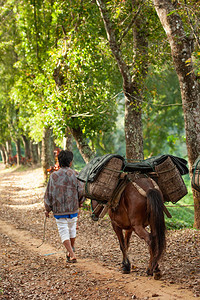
[143,66,185,157]
[0,0,20,144]
[165,202,194,230]
[73,151,86,172]
[0,0,198,166]
[47,39,120,139]
[115,68,187,159]
[2,0,122,148]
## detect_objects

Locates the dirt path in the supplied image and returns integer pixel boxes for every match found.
[0,163,199,299]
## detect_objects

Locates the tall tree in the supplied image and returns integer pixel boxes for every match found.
[96,0,150,161]
[152,0,200,228]
[41,127,55,182]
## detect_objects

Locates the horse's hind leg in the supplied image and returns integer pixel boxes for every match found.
[133,225,157,277]
[149,235,162,280]
[111,222,131,274]
[125,229,132,250]
[134,225,162,279]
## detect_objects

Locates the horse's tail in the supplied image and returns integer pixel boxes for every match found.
[147,188,166,269]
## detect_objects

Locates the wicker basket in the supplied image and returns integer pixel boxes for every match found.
[85,157,123,202]
[192,171,200,192]
[155,156,188,203]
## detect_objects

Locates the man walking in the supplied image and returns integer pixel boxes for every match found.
[44,150,85,263]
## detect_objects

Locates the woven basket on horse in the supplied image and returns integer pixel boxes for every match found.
[85,157,123,202]
[192,157,200,192]
[155,156,187,203]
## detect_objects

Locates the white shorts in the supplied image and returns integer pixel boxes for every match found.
[55,217,77,243]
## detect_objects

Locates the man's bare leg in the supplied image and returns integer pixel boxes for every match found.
[70,237,75,251]
[63,240,76,260]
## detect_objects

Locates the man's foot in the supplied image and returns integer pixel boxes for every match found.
[66,253,70,262]
[68,258,77,263]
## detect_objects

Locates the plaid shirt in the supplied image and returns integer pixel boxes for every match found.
[44,167,85,216]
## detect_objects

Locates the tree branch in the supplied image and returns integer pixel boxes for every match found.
[184,0,200,48]
[118,3,143,45]
[96,0,131,85]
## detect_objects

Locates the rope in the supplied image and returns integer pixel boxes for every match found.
[165,204,194,208]
[130,180,147,197]
[37,216,47,248]
[79,209,111,225]
[103,167,123,173]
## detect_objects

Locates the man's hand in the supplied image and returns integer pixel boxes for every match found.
[79,196,85,208]
[45,211,50,218]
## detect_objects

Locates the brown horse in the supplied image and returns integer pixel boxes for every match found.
[91,176,166,280]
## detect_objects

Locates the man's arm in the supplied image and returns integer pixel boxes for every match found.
[77,179,86,203]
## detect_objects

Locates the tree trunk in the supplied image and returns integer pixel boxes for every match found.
[31,142,39,165]
[70,126,95,163]
[0,145,7,165]
[15,138,22,165]
[124,85,143,161]
[41,127,55,182]
[63,127,73,151]
[2,144,9,165]
[22,135,32,160]
[6,140,12,160]
[153,0,200,228]
[96,0,148,161]
[38,141,42,163]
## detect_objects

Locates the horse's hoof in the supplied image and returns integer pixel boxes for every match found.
[122,263,131,274]
[153,271,162,280]
[91,214,99,221]
[122,269,130,274]
[146,268,153,276]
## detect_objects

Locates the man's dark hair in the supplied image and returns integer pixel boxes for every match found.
[58,150,73,167]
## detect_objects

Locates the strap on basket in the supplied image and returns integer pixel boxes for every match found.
[192,159,200,192]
